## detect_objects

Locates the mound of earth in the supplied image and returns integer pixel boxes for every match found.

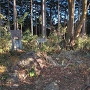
[0,50,90,90]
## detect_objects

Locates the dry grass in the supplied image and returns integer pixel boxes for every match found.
[0,65,6,74]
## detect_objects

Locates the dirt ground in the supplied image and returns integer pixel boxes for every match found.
[0,50,90,90]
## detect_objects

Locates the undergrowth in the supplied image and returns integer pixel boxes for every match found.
[22,29,38,52]
[75,35,90,50]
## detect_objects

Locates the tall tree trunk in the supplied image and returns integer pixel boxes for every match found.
[0,4,1,26]
[58,0,60,32]
[8,0,10,31]
[67,0,75,42]
[82,19,86,35]
[75,0,87,38]
[68,0,88,49]
[35,3,37,35]
[12,0,22,51]
[50,6,52,32]
[42,0,46,37]
[78,0,81,21]
[31,0,33,35]
[13,0,17,30]
[0,4,1,37]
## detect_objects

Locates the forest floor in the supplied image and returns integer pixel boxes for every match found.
[0,49,90,90]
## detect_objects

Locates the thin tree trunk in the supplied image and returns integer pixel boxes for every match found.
[31,0,33,35]
[42,0,46,37]
[0,4,1,26]
[13,0,17,30]
[50,6,52,32]
[78,0,81,21]
[0,4,1,37]
[21,24,22,33]
[12,0,22,51]
[58,0,60,33]
[35,3,37,35]
[8,0,10,31]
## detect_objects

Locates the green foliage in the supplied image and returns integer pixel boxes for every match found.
[22,27,89,53]
[29,68,36,77]
[39,30,61,54]
[58,24,62,31]
[61,26,67,35]
[17,12,29,25]
[0,14,6,19]
[19,23,67,53]
[1,72,9,81]
[0,14,6,31]
[75,35,90,50]
[49,30,59,43]
[36,26,66,53]
[22,29,38,51]
[40,44,50,53]
[0,14,11,53]
[0,29,11,53]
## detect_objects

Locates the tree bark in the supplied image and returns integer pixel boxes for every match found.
[13,0,17,30]
[12,0,22,51]
[0,6,1,25]
[67,0,75,42]
[31,0,33,35]
[58,0,60,32]
[75,0,87,38]
[78,0,81,21]
[0,4,1,37]
[42,0,46,37]
[66,0,88,49]
[8,0,10,31]
[82,19,86,35]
